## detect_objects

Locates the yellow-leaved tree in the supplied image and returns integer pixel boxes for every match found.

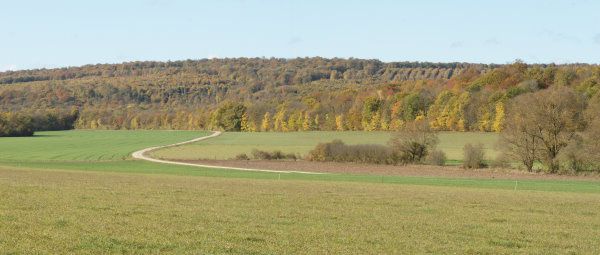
[260,112,271,132]
[492,101,505,132]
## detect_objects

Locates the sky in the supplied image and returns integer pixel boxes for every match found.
[1,0,599,71]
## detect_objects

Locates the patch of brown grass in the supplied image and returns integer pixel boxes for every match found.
[181,159,600,181]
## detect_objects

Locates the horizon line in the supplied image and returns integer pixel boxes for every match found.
[2,57,599,73]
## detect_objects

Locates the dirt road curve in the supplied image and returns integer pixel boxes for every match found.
[131,131,323,175]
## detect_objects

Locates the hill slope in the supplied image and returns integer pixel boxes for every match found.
[0,58,598,131]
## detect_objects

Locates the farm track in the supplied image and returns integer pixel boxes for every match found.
[131,131,324,175]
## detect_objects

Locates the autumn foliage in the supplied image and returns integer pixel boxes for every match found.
[0,58,599,134]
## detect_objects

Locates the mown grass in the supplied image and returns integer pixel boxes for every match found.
[150,131,499,161]
[1,168,599,254]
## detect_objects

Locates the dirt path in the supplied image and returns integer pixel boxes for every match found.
[181,159,600,181]
[131,131,323,175]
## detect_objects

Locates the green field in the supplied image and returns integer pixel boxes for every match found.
[2,167,600,254]
[1,130,600,253]
[0,130,597,193]
[0,130,209,162]
[151,131,500,161]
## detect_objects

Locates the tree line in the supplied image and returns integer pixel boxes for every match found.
[305,86,600,174]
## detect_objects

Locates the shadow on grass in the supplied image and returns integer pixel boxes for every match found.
[32,134,56,137]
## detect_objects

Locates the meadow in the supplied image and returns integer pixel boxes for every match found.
[2,167,600,254]
[150,131,500,162]
[1,130,600,253]
[0,130,597,193]
[0,130,208,162]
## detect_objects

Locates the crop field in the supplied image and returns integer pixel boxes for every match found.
[0,130,209,162]
[151,131,500,162]
[1,130,600,253]
[1,167,600,254]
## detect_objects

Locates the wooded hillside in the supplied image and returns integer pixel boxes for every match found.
[1,58,598,132]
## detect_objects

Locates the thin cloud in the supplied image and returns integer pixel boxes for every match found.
[288,37,303,45]
[542,30,581,43]
[484,38,500,45]
[450,41,463,48]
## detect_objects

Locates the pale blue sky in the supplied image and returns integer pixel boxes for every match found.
[1,0,599,71]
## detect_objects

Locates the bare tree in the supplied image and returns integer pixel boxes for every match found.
[500,86,585,172]
[561,98,600,172]
[499,110,539,171]
[581,97,600,164]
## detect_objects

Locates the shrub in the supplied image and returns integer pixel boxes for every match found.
[557,115,600,173]
[558,137,598,173]
[285,153,297,161]
[426,150,446,166]
[251,149,272,160]
[463,143,486,169]
[388,120,438,164]
[250,149,296,160]
[235,153,250,160]
[271,150,284,160]
[308,140,397,165]
[490,153,510,169]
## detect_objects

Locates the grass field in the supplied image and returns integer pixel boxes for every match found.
[0,130,209,162]
[1,130,600,253]
[151,131,500,162]
[2,167,600,254]
[0,130,598,194]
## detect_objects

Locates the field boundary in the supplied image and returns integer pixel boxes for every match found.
[131,131,324,175]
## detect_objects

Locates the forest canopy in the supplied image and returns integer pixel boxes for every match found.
[0,58,598,133]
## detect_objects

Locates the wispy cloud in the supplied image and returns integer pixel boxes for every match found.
[542,30,581,43]
[288,36,303,45]
[484,38,500,45]
[450,41,463,48]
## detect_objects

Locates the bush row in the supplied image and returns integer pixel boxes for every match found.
[234,149,297,161]
[308,140,398,165]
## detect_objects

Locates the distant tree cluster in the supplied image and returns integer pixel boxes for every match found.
[0,112,34,137]
[0,109,79,137]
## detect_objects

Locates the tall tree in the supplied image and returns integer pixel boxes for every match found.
[210,102,247,131]
[500,86,585,172]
